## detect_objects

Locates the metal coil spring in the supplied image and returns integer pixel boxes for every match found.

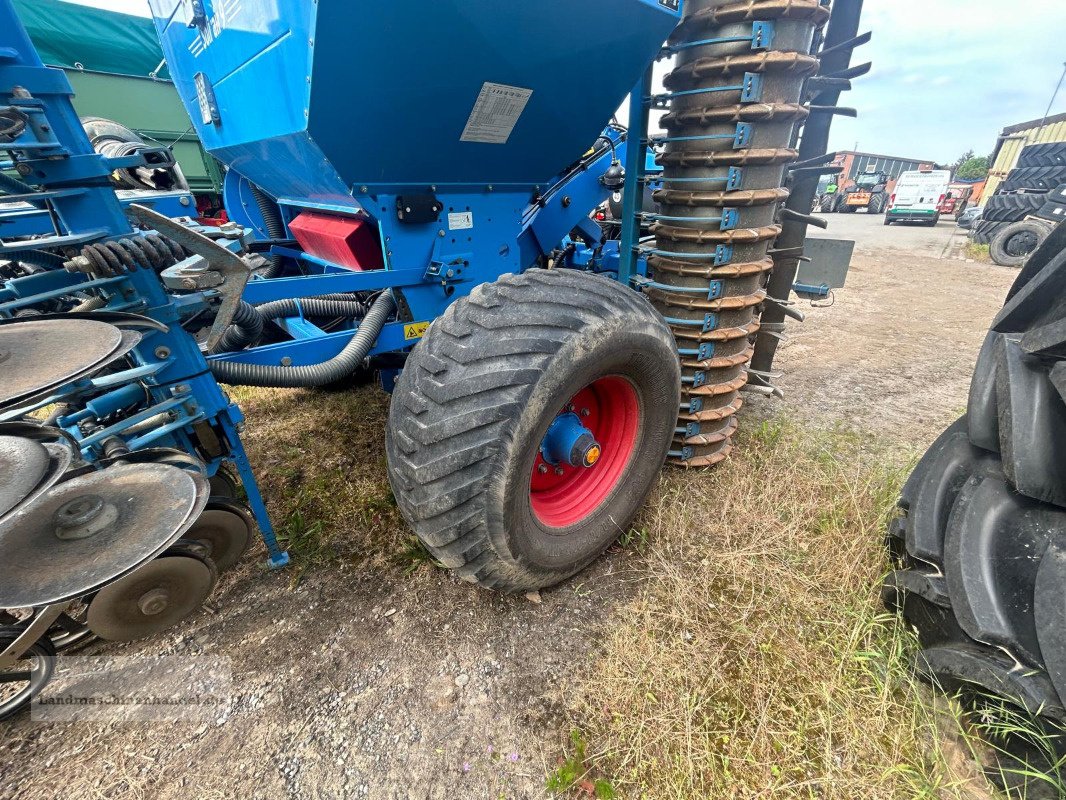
[67,234,188,278]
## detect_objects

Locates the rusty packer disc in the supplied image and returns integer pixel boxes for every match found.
[0,318,128,409]
[0,462,209,608]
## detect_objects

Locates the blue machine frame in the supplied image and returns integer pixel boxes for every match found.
[1,0,681,567]
[0,1,287,566]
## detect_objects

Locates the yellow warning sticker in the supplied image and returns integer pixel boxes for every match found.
[404,322,430,341]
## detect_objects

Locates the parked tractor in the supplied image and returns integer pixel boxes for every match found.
[834,169,890,214]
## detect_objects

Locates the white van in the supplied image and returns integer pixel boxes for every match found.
[885,169,952,226]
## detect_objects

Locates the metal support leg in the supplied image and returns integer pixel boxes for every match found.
[217,417,289,569]
[0,603,64,669]
[619,67,653,287]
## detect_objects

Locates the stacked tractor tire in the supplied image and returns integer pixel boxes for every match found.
[649,0,828,467]
[971,142,1066,267]
[886,223,1066,780]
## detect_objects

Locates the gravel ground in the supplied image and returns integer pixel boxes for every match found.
[0,212,1018,800]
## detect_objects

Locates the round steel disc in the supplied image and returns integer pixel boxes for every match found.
[0,319,124,408]
[86,555,216,642]
[185,499,254,572]
[0,463,208,608]
[0,436,50,519]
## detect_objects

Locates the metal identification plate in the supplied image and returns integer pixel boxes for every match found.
[460,83,533,145]
[448,212,474,230]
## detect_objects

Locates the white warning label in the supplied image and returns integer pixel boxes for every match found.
[448,212,474,230]
[460,82,533,145]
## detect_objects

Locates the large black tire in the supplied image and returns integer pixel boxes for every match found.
[1018,142,1066,169]
[385,270,681,592]
[868,193,886,215]
[982,192,1049,223]
[990,220,1054,267]
[970,219,1006,245]
[886,243,1066,786]
[1002,166,1066,193]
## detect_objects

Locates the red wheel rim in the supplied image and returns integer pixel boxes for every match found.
[529,376,641,528]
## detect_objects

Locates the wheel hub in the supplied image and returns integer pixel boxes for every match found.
[540,412,602,469]
[530,376,640,528]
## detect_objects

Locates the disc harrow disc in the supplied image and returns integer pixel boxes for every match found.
[0,432,74,525]
[184,498,254,572]
[0,463,209,608]
[0,436,50,519]
[86,554,216,642]
[0,318,124,409]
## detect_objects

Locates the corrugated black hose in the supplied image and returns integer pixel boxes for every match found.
[209,300,265,355]
[249,184,286,279]
[209,290,395,388]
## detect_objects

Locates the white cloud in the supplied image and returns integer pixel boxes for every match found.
[830,0,1066,161]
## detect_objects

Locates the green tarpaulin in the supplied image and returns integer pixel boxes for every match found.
[13,0,169,79]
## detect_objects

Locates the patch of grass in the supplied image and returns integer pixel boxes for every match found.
[569,417,992,799]
[223,384,408,578]
[958,693,1066,798]
[396,535,442,576]
[965,243,991,262]
[547,730,617,798]
[615,527,650,553]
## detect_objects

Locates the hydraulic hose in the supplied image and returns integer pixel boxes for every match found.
[209,290,395,388]
[249,184,286,279]
[254,297,369,321]
[209,300,265,355]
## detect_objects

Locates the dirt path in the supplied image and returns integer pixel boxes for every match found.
[769,213,1015,449]
[0,216,1016,800]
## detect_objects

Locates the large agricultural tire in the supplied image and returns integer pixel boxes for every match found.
[385,269,681,593]
[990,219,1055,267]
[886,234,1066,785]
[1018,142,1066,169]
[982,192,1048,223]
[1002,166,1066,193]
[868,193,886,215]
[969,219,1006,246]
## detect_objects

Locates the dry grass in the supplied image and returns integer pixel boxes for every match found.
[568,418,992,799]
[225,386,1001,797]
[965,243,992,263]
[225,383,408,577]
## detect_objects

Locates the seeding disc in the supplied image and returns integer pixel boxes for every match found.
[0,463,209,608]
[0,436,50,519]
[184,499,254,572]
[87,555,216,642]
[0,436,74,525]
[0,318,124,408]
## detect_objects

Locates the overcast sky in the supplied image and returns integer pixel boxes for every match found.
[66,0,1066,165]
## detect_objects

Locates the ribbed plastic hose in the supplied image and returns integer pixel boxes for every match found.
[254,297,369,321]
[250,184,285,279]
[650,0,828,467]
[209,290,395,388]
[209,301,265,355]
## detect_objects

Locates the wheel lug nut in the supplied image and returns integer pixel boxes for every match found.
[580,408,590,417]
[554,466,565,476]
[538,464,548,474]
